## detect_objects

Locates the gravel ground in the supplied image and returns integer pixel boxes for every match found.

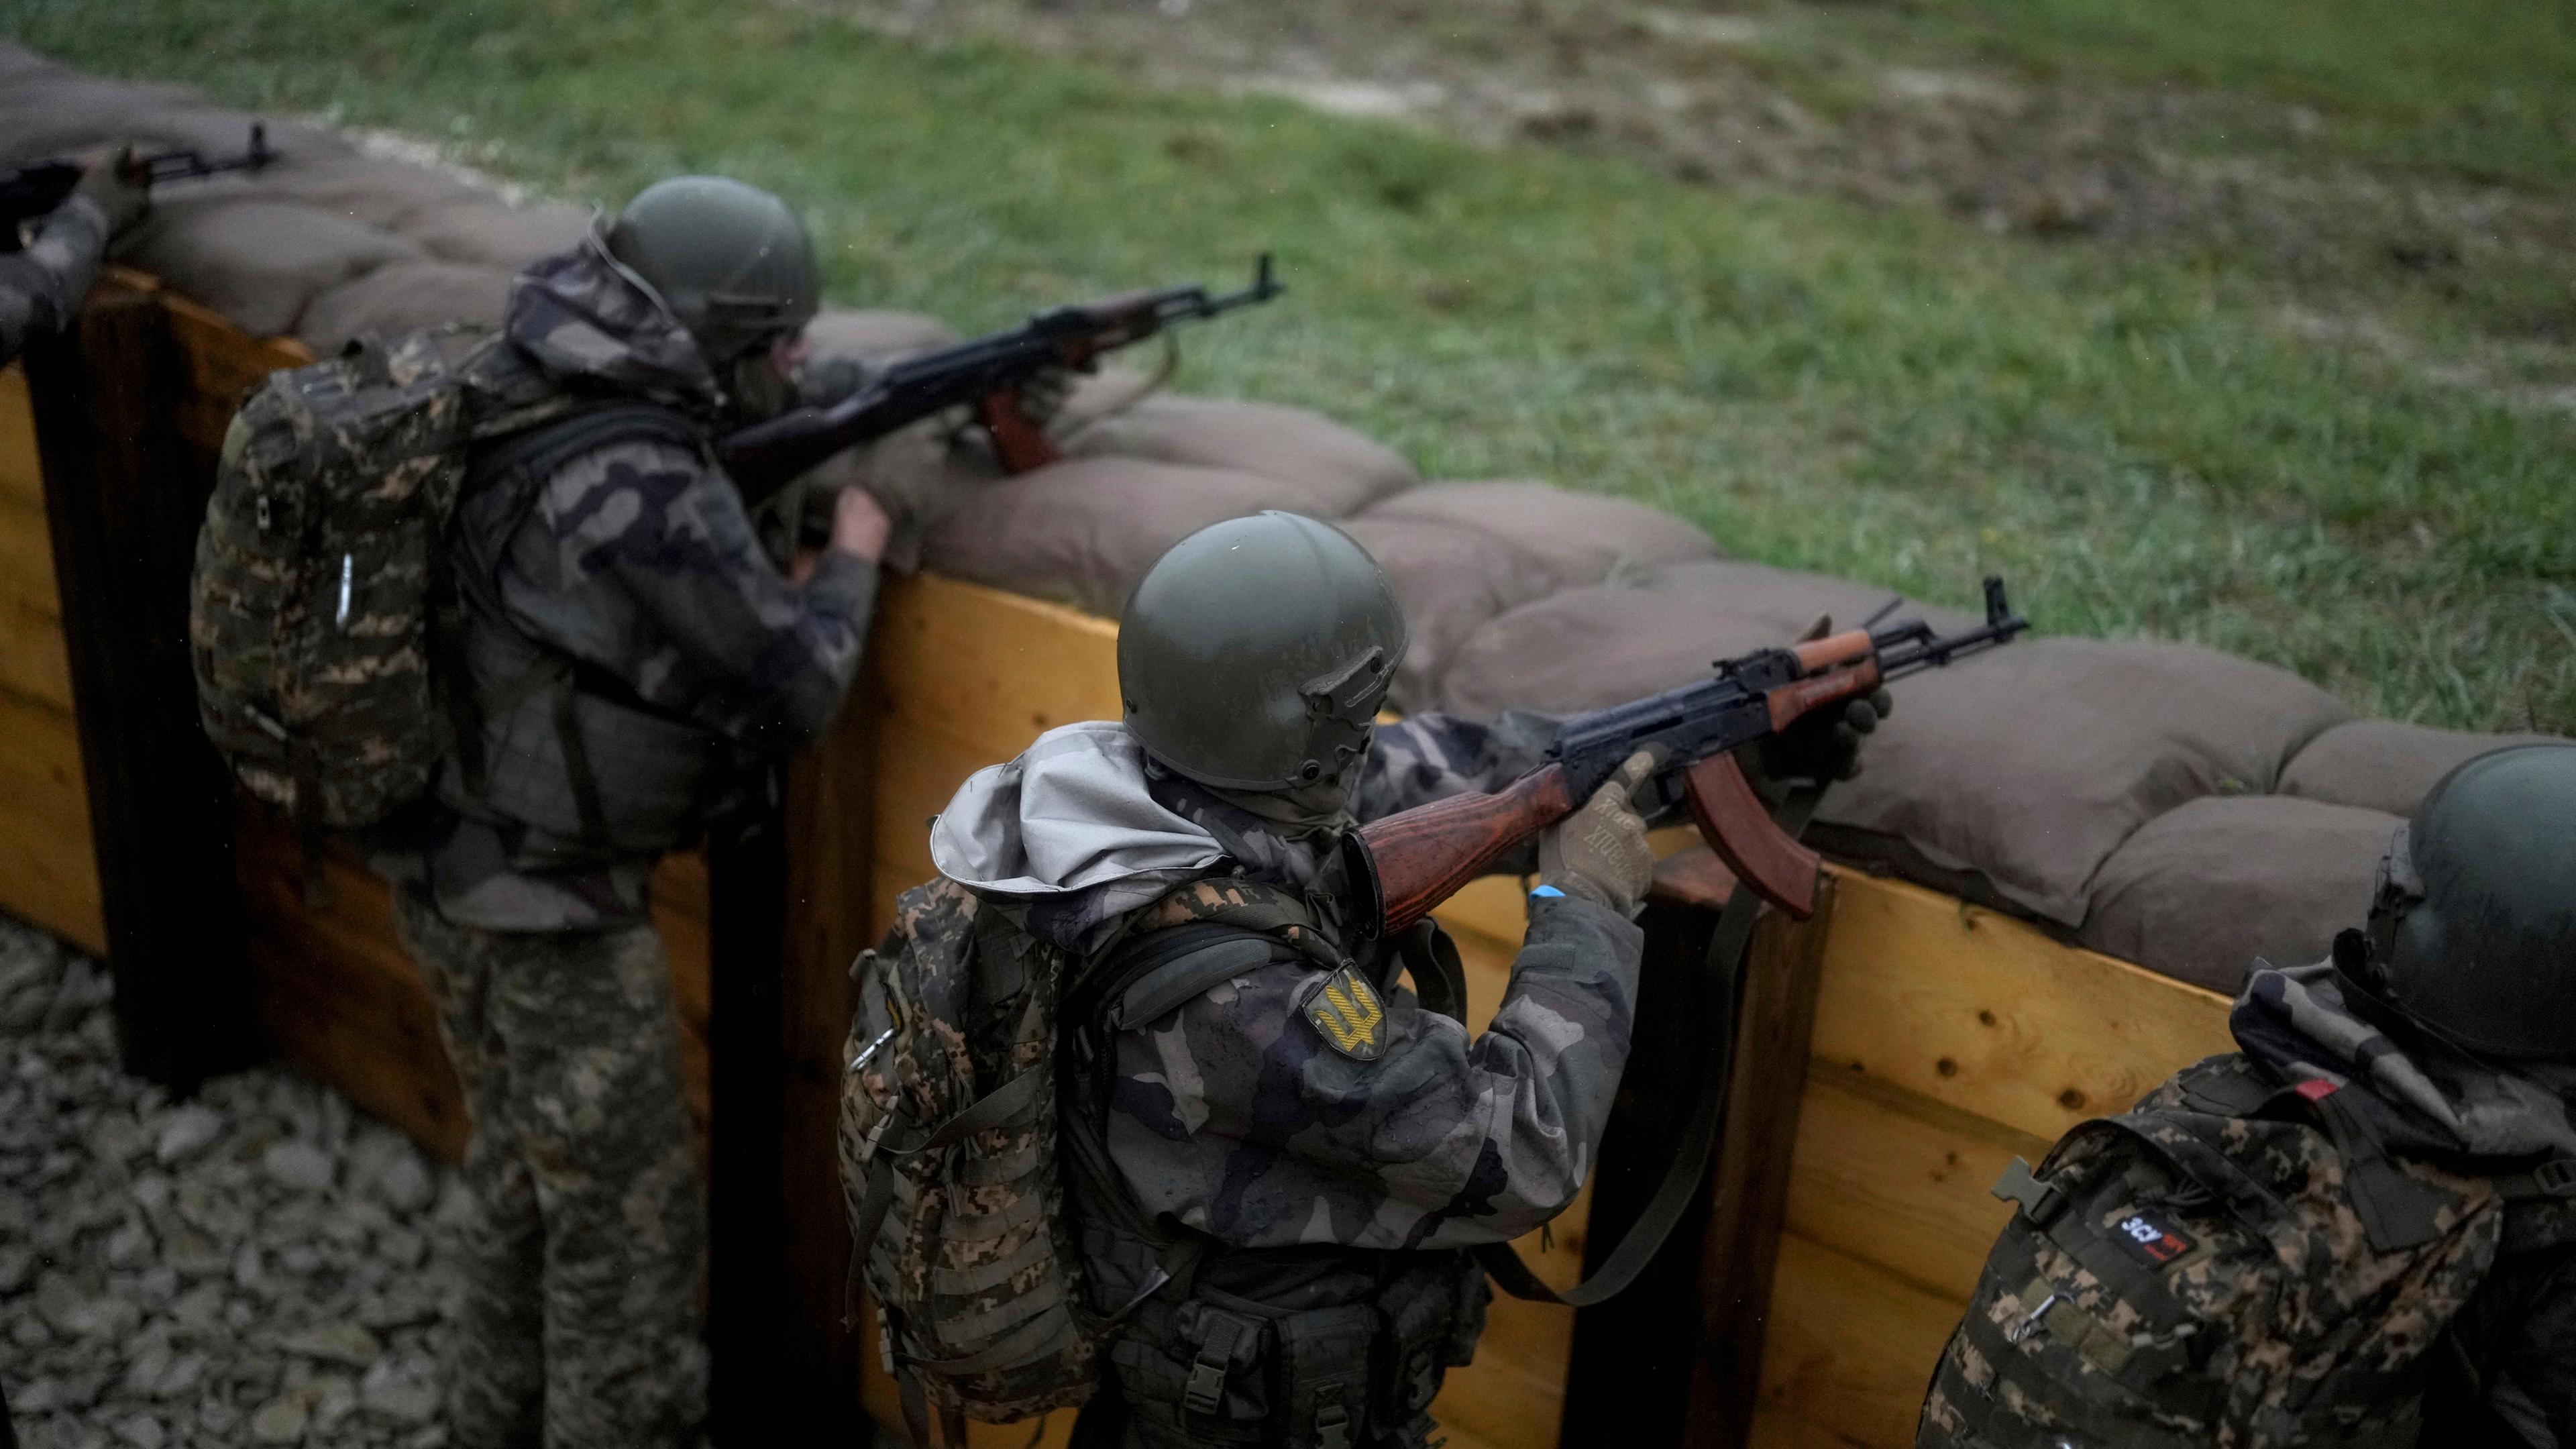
[0,917,460,1448]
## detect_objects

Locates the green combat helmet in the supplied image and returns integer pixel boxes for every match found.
[1118,511,1408,792]
[2349,741,2576,1060]
[602,175,819,411]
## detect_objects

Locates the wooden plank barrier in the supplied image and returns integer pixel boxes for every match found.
[0,363,105,953]
[10,278,2248,1449]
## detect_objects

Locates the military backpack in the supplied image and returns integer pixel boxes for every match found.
[839,874,1341,1444]
[1920,1053,2576,1449]
[191,327,694,840]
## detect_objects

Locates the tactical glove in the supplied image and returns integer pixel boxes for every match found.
[1754,689,1891,790]
[74,146,150,237]
[1539,749,1658,916]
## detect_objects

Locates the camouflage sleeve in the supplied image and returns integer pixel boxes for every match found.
[1354,710,1562,875]
[0,195,109,366]
[1356,711,1562,818]
[533,438,875,751]
[1103,892,1643,1250]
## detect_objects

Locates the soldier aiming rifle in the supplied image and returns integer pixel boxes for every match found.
[1,125,274,363]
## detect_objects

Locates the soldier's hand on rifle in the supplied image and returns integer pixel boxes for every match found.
[828,486,892,566]
[1539,749,1659,917]
[74,145,151,237]
[1755,690,1891,790]
[1016,365,1080,431]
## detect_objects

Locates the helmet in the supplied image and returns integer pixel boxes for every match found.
[604,176,820,370]
[2355,742,2576,1061]
[1118,513,1409,792]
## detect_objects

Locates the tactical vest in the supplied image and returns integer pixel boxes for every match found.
[442,399,735,858]
[1057,880,1488,1449]
[1921,1053,2576,1449]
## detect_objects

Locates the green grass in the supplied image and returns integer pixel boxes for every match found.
[1879,0,2576,189]
[7,0,2573,731]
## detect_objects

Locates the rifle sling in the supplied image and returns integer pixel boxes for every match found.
[1477,782,1823,1308]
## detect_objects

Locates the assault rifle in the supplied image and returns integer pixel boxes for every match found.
[1,124,278,254]
[718,253,1283,510]
[1343,577,2031,936]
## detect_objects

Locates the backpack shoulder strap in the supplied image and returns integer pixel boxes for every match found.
[1093,922,1287,1034]
[471,399,706,493]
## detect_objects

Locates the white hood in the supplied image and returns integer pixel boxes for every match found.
[929,722,1227,947]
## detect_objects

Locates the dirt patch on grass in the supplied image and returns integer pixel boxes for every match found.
[822,0,2576,400]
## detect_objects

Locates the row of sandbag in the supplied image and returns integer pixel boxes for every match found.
[12,41,2563,998]
[851,357,2560,996]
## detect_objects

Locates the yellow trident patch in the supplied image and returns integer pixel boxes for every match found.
[1303,967,1390,1061]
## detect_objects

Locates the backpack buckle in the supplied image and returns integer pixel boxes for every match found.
[1179,1306,1259,1417]
[1183,1358,1228,1416]
[1992,1157,2067,1226]
[2532,1159,2576,1197]
[1314,1385,1352,1449]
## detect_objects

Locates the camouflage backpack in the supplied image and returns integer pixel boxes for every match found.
[191,327,690,838]
[839,874,1332,1444]
[1921,1053,2576,1449]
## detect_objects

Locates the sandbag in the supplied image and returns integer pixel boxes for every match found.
[1436,559,1972,716]
[2276,719,2565,818]
[1059,392,1417,519]
[223,132,482,231]
[118,198,423,338]
[1336,516,1559,712]
[2078,796,2398,995]
[916,456,1313,616]
[1358,480,1719,588]
[295,262,511,353]
[1810,639,2355,928]
[400,198,592,270]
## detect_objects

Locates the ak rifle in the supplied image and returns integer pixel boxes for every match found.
[720,252,1285,511]
[1,124,278,254]
[1344,577,2031,935]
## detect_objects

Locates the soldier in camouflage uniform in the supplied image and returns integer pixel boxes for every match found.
[1919,743,2576,1449]
[387,176,893,1449]
[924,512,1864,1448]
[1,149,149,364]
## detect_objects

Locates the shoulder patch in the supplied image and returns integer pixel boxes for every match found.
[1302,967,1391,1061]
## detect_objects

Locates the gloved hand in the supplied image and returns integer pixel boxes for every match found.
[1015,364,1080,431]
[1754,689,1891,790]
[73,146,151,237]
[1538,749,1659,916]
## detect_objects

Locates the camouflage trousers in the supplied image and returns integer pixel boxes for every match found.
[394,888,708,1449]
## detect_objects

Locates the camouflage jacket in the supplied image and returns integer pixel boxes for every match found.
[0,192,109,366]
[932,711,1644,1252]
[417,241,875,931]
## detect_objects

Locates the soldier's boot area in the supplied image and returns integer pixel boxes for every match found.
[393,889,710,1449]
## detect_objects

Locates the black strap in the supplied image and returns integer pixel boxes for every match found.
[2495,1159,2576,1203]
[1478,784,1823,1307]
[549,668,612,847]
[899,1370,934,1449]
[1401,919,1470,1026]
[292,745,331,908]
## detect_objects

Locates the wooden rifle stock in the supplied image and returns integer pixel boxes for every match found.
[1354,763,1576,934]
